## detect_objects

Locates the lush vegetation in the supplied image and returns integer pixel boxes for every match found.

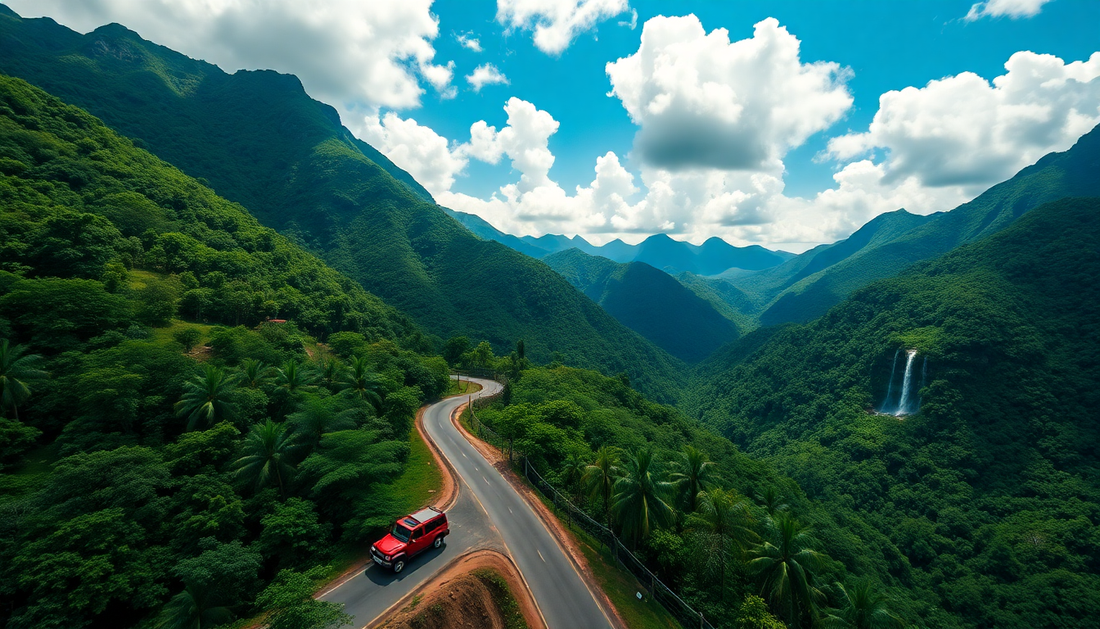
[472,364,910,629]
[0,7,686,400]
[689,123,1100,329]
[544,248,739,362]
[686,197,1100,628]
[0,74,460,628]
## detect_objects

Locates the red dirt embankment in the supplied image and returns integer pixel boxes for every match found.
[373,550,544,629]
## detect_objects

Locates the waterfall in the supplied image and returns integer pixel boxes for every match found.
[883,349,900,412]
[895,350,918,416]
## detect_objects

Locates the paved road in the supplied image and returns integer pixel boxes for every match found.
[322,377,614,629]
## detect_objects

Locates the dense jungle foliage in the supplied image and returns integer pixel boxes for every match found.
[473,365,915,629]
[0,74,458,628]
[544,248,739,363]
[0,6,686,400]
[686,197,1100,628]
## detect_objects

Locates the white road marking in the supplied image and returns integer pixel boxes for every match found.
[537,549,546,562]
[508,508,513,514]
[483,476,490,485]
[461,452,467,458]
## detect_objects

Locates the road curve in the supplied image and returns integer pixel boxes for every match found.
[321,378,614,629]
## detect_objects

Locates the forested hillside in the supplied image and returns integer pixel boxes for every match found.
[0,6,685,398]
[702,125,1100,327]
[686,197,1100,628]
[0,73,461,628]
[544,248,739,362]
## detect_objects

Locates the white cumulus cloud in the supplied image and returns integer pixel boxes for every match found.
[606,16,853,171]
[496,0,630,55]
[466,64,510,92]
[6,0,454,110]
[827,51,1100,188]
[456,32,483,52]
[964,0,1054,21]
[359,113,469,196]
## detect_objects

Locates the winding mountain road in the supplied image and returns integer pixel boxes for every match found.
[320,377,615,629]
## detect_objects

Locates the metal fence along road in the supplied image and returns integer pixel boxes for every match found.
[467,407,717,629]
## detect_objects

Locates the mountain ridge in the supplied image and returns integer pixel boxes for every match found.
[543,248,740,362]
[0,6,686,398]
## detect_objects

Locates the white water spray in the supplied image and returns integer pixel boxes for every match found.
[895,350,918,416]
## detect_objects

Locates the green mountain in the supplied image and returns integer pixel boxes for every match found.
[543,248,739,363]
[700,126,1100,327]
[0,7,685,397]
[0,73,466,629]
[685,196,1100,629]
[0,73,413,345]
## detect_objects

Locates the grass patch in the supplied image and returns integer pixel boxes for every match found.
[447,378,482,396]
[373,422,445,514]
[308,424,445,586]
[575,532,680,629]
[150,319,215,348]
[0,442,59,504]
[472,568,529,629]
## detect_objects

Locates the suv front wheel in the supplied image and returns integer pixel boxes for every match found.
[393,558,406,573]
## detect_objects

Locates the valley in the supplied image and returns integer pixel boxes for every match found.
[0,3,1097,629]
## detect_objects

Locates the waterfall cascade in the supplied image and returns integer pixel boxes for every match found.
[879,349,925,416]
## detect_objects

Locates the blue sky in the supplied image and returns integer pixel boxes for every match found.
[11,0,1100,251]
[418,0,1100,201]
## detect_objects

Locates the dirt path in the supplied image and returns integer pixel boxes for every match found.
[372,550,545,629]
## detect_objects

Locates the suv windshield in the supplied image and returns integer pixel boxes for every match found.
[391,524,412,543]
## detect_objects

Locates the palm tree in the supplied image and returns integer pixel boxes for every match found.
[561,450,587,503]
[273,358,316,396]
[748,512,828,627]
[175,365,240,431]
[313,357,342,391]
[611,448,675,547]
[232,420,299,495]
[0,339,46,421]
[669,445,717,514]
[756,486,790,516]
[689,487,758,598]
[155,581,233,629]
[340,356,383,410]
[286,398,357,450]
[239,358,271,389]
[821,580,904,629]
[582,446,622,529]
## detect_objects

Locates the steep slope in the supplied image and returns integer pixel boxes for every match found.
[723,127,1100,326]
[544,249,739,362]
[0,73,413,342]
[686,197,1100,629]
[0,7,685,397]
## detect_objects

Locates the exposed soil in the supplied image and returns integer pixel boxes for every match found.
[374,550,544,629]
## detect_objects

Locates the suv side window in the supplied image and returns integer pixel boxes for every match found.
[425,519,440,533]
[410,526,422,540]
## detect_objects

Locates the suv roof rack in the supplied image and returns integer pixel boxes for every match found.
[408,506,443,525]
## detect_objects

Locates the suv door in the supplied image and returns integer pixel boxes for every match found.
[408,526,426,555]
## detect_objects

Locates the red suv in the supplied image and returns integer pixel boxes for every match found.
[370,506,449,573]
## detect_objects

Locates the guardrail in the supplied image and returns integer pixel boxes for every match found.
[468,399,716,629]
